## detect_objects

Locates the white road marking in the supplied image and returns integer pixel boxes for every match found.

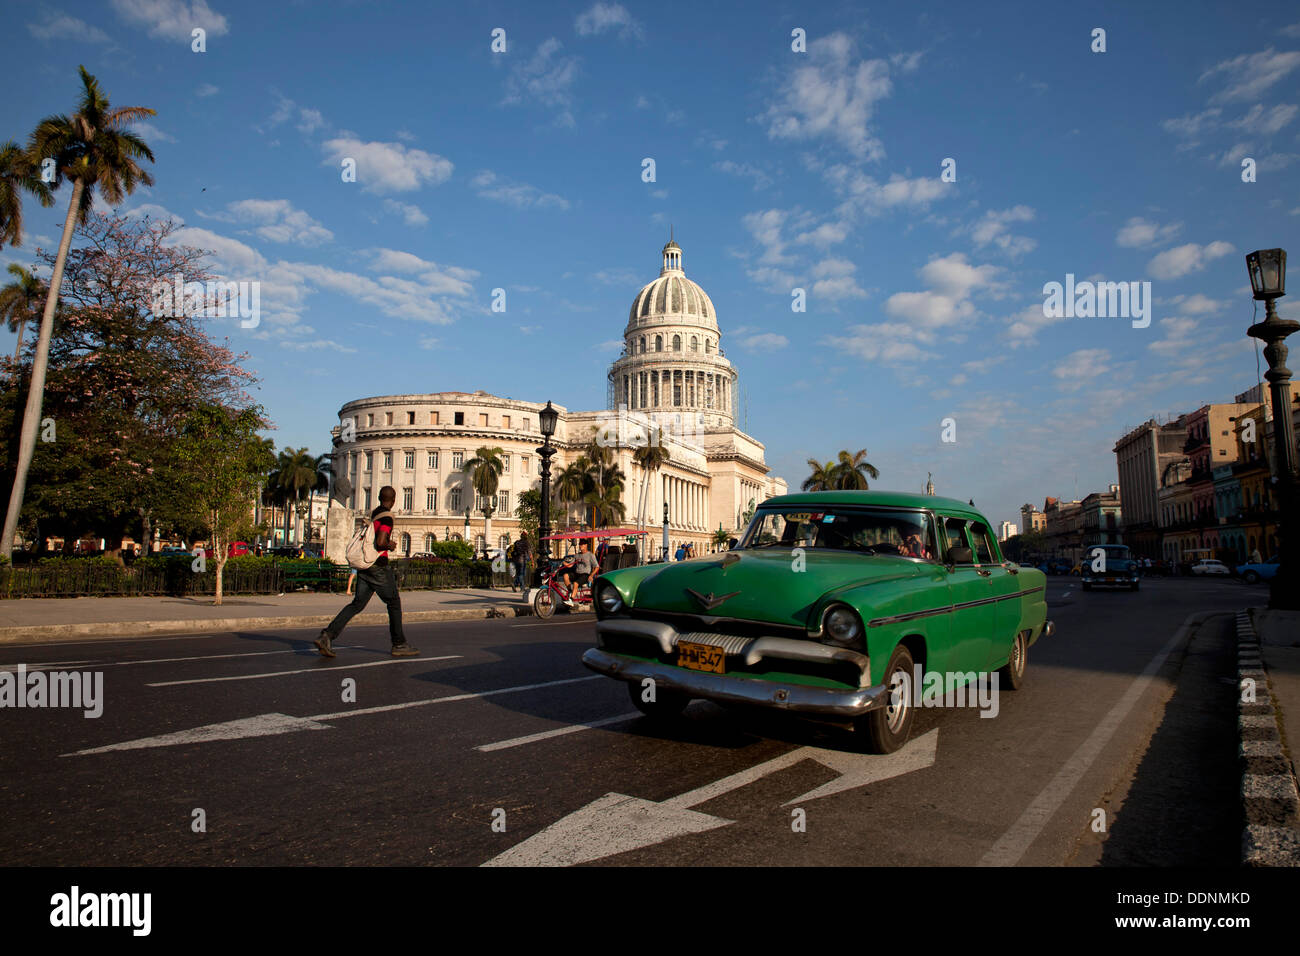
[0,660,91,673]
[71,713,333,755]
[63,675,605,755]
[146,655,458,686]
[475,712,640,751]
[482,729,939,867]
[9,646,363,671]
[510,620,591,628]
[978,618,1194,867]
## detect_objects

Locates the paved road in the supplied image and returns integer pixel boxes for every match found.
[0,576,1254,865]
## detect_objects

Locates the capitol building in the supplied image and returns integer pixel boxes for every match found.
[326,237,787,559]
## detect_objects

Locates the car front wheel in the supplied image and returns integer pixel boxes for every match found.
[1243,571,1259,584]
[857,645,915,754]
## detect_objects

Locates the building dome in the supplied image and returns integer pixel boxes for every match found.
[627,238,718,327]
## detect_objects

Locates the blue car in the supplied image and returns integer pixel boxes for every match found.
[1235,556,1279,585]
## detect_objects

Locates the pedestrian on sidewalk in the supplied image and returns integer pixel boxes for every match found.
[345,567,357,596]
[511,532,531,592]
[315,486,418,658]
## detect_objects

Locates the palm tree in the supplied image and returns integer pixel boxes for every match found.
[2,66,155,557]
[0,139,54,248]
[465,446,504,549]
[555,458,590,528]
[802,458,838,492]
[632,443,670,537]
[834,449,879,489]
[712,526,732,551]
[584,485,626,528]
[0,264,47,370]
[277,447,321,545]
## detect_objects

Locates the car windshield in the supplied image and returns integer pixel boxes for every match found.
[739,506,939,560]
[1099,546,1130,559]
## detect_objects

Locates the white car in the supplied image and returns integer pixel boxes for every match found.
[1190,558,1230,576]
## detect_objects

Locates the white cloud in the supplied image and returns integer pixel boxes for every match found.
[222,199,333,245]
[884,291,974,328]
[890,51,924,73]
[735,331,790,351]
[471,170,570,209]
[382,199,428,226]
[320,138,453,194]
[970,206,1036,257]
[1162,293,1224,315]
[1230,103,1298,135]
[917,252,1001,299]
[811,258,867,300]
[823,322,931,365]
[1201,48,1300,103]
[196,83,218,97]
[1147,316,1201,357]
[714,160,773,190]
[1052,348,1111,391]
[761,32,893,159]
[503,38,580,127]
[1162,107,1222,139]
[742,208,794,265]
[109,0,229,42]
[133,121,175,143]
[1116,217,1182,248]
[297,108,325,134]
[282,339,357,353]
[1147,241,1234,279]
[28,13,113,43]
[1006,302,1066,348]
[575,3,642,39]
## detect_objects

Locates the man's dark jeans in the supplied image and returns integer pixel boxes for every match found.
[324,563,406,645]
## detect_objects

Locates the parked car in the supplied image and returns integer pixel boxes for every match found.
[1080,544,1141,591]
[1235,556,1279,585]
[1190,558,1231,576]
[584,491,1053,753]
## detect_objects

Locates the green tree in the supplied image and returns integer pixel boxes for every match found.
[833,448,879,489]
[0,139,54,248]
[555,458,590,527]
[514,487,565,546]
[632,443,670,534]
[169,404,273,604]
[274,447,322,545]
[0,264,48,370]
[802,458,837,492]
[3,66,155,557]
[712,526,732,550]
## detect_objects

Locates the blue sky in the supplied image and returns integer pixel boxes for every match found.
[3,0,1299,533]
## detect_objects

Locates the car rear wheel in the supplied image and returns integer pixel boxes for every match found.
[1243,570,1259,585]
[857,645,915,754]
[999,630,1028,690]
[532,588,555,619]
[627,679,689,719]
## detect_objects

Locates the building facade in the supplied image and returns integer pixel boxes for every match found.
[326,239,787,561]
[1113,417,1188,559]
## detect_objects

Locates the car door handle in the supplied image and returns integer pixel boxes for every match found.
[976,569,991,577]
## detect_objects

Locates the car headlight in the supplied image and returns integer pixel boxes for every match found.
[822,605,862,647]
[596,581,623,615]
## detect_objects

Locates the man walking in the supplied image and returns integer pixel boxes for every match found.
[512,531,531,592]
[315,486,418,658]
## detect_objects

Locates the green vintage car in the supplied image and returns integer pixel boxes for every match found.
[583,491,1053,753]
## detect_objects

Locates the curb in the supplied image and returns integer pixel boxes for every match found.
[0,603,535,644]
[1235,608,1300,866]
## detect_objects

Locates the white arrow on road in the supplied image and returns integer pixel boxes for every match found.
[482,729,938,867]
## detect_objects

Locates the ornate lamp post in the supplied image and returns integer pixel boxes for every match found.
[536,401,559,579]
[463,509,471,551]
[1246,249,1299,609]
[481,497,496,559]
[662,500,670,562]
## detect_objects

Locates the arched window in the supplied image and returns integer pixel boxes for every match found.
[499,534,509,550]
[704,339,713,354]
[400,533,411,555]
[655,335,663,352]
[690,336,698,352]
[639,336,646,353]
[672,334,681,351]
[425,533,437,551]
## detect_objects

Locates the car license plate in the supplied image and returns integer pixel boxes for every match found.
[678,641,725,673]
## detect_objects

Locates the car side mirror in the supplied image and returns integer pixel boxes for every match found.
[947,546,973,567]
[728,538,739,550]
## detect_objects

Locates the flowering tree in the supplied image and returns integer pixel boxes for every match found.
[0,212,260,557]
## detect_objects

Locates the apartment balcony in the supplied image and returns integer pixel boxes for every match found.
[1182,434,1209,454]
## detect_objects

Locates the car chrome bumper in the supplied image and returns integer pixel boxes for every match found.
[581,647,891,718]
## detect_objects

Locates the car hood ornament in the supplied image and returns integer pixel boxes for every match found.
[685,588,740,611]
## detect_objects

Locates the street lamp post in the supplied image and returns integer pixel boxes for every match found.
[463,509,471,552]
[536,401,559,582]
[662,500,669,562]
[1246,249,1300,610]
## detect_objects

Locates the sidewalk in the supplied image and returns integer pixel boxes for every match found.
[1241,607,1300,865]
[0,587,534,644]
